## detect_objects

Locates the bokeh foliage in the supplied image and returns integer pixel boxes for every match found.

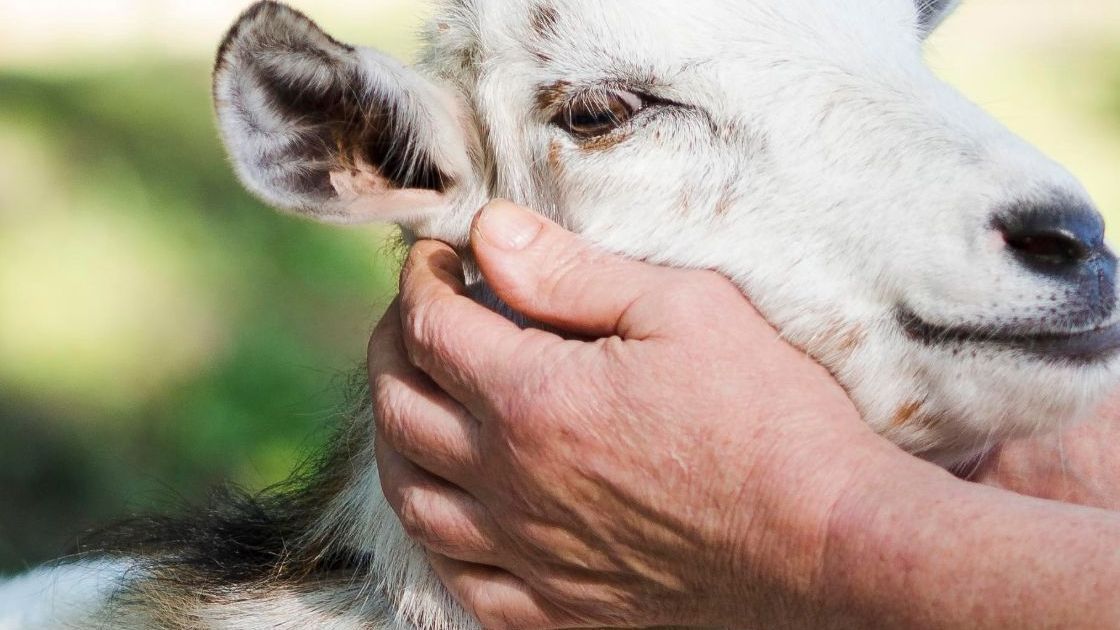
[0,62,399,572]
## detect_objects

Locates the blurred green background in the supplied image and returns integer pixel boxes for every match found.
[0,0,1118,574]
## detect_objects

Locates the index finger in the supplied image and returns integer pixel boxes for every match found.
[398,240,562,419]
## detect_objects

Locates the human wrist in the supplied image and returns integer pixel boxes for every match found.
[703,418,908,629]
[814,450,968,628]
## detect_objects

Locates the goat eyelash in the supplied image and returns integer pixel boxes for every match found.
[550,87,682,143]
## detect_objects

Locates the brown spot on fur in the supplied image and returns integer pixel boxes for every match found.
[924,411,953,429]
[535,80,571,113]
[819,320,866,361]
[548,139,565,177]
[578,132,629,152]
[891,400,925,429]
[837,325,865,355]
[530,3,560,38]
[676,189,693,218]
[714,187,737,217]
[454,47,477,72]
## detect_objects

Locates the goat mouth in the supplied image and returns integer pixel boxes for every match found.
[898,308,1120,364]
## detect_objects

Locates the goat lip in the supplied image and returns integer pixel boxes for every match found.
[898,310,1120,364]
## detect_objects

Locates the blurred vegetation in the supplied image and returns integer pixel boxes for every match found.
[0,63,399,572]
[1,1,1119,576]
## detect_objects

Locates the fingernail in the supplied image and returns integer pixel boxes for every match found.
[477,201,543,251]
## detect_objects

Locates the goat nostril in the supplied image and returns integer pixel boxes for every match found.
[1004,230,1092,266]
[995,202,1106,273]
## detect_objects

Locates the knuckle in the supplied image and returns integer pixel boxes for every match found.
[399,245,428,295]
[401,289,446,346]
[506,520,551,555]
[402,297,432,344]
[412,528,461,558]
[395,490,480,558]
[402,298,451,362]
[377,463,409,513]
[401,240,449,285]
[471,601,522,630]
[372,379,412,440]
[395,488,438,543]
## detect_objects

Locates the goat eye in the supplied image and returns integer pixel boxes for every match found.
[554,89,645,138]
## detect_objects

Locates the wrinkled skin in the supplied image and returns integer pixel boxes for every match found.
[371,202,1120,629]
[371,202,884,628]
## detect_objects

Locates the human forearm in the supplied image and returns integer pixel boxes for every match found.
[820,456,1120,629]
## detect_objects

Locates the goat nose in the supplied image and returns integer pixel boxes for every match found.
[997,203,1111,276]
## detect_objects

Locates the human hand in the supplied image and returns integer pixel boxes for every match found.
[368,200,915,629]
[968,391,1120,509]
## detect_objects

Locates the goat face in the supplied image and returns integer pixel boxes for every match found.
[215,0,1119,467]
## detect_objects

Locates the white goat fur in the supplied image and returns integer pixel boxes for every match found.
[5,0,1119,627]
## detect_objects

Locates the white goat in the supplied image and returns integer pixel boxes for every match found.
[4,0,1118,627]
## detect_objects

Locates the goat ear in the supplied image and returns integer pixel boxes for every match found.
[917,0,961,36]
[213,1,470,225]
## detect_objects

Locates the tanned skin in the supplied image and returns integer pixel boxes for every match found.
[372,201,1120,629]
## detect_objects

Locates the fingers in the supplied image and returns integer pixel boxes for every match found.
[470,200,701,340]
[369,298,481,479]
[397,239,563,414]
[376,436,506,566]
[429,555,579,630]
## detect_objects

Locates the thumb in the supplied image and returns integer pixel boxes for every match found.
[469,199,690,339]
